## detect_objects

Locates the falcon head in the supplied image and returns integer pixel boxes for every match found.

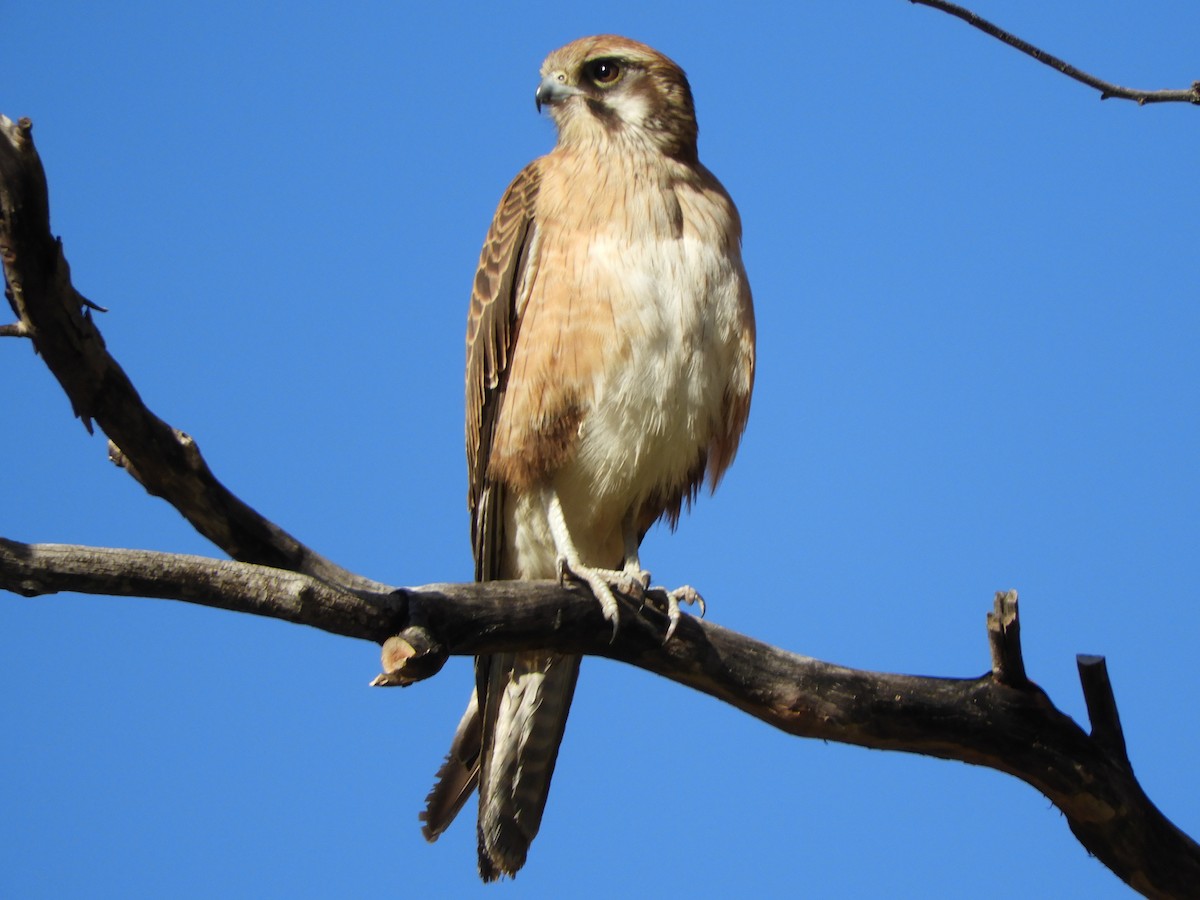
[535,35,698,161]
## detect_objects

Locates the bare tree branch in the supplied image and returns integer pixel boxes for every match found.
[0,114,383,594]
[5,10,1200,891]
[1,536,1196,897]
[911,0,1200,105]
[0,538,399,639]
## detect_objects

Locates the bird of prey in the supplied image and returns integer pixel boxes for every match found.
[420,34,755,881]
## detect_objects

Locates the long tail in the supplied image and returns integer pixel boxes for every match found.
[476,650,580,880]
[421,650,581,881]
[420,691,481,841]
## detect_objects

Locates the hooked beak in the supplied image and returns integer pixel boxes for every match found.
[535,73,577,112]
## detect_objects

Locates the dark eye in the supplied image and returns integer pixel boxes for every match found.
[586,58,622,86]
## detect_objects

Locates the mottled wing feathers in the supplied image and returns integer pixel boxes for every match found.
[429,34,755,882]
[465,162,541,574]
[424,165,541,841]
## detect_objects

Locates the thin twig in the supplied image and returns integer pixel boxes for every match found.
[911,0,1200,105]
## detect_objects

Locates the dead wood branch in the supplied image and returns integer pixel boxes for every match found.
[0,114,382,594]
[911,0,1200,105]
[2,537,1196,897]
[5,14,1200,889]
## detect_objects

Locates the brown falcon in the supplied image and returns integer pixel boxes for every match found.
[420,34,755,880]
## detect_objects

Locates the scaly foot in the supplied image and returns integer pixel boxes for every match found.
[663,584,705,643]
[555,556,621,640]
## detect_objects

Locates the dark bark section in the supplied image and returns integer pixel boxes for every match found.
[3,538,1197,897]
[5,10,1200,891]
[0,115,381,594]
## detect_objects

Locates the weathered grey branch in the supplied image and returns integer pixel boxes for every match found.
[987,589,1027,685]
[1,537,1196,897]
[0,538,399,638]
[911,0,1200,105]
[0,114,383,594]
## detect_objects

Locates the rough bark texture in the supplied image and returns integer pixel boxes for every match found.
[0,115,381,595]
[5,14,1200,891]
[3,537,1197,897]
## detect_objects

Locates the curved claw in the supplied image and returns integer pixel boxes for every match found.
[664,605,682,644]
[557,555,621,641]
[663,585,705,643]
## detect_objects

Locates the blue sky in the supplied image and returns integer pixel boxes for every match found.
[3,3,1198,897]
